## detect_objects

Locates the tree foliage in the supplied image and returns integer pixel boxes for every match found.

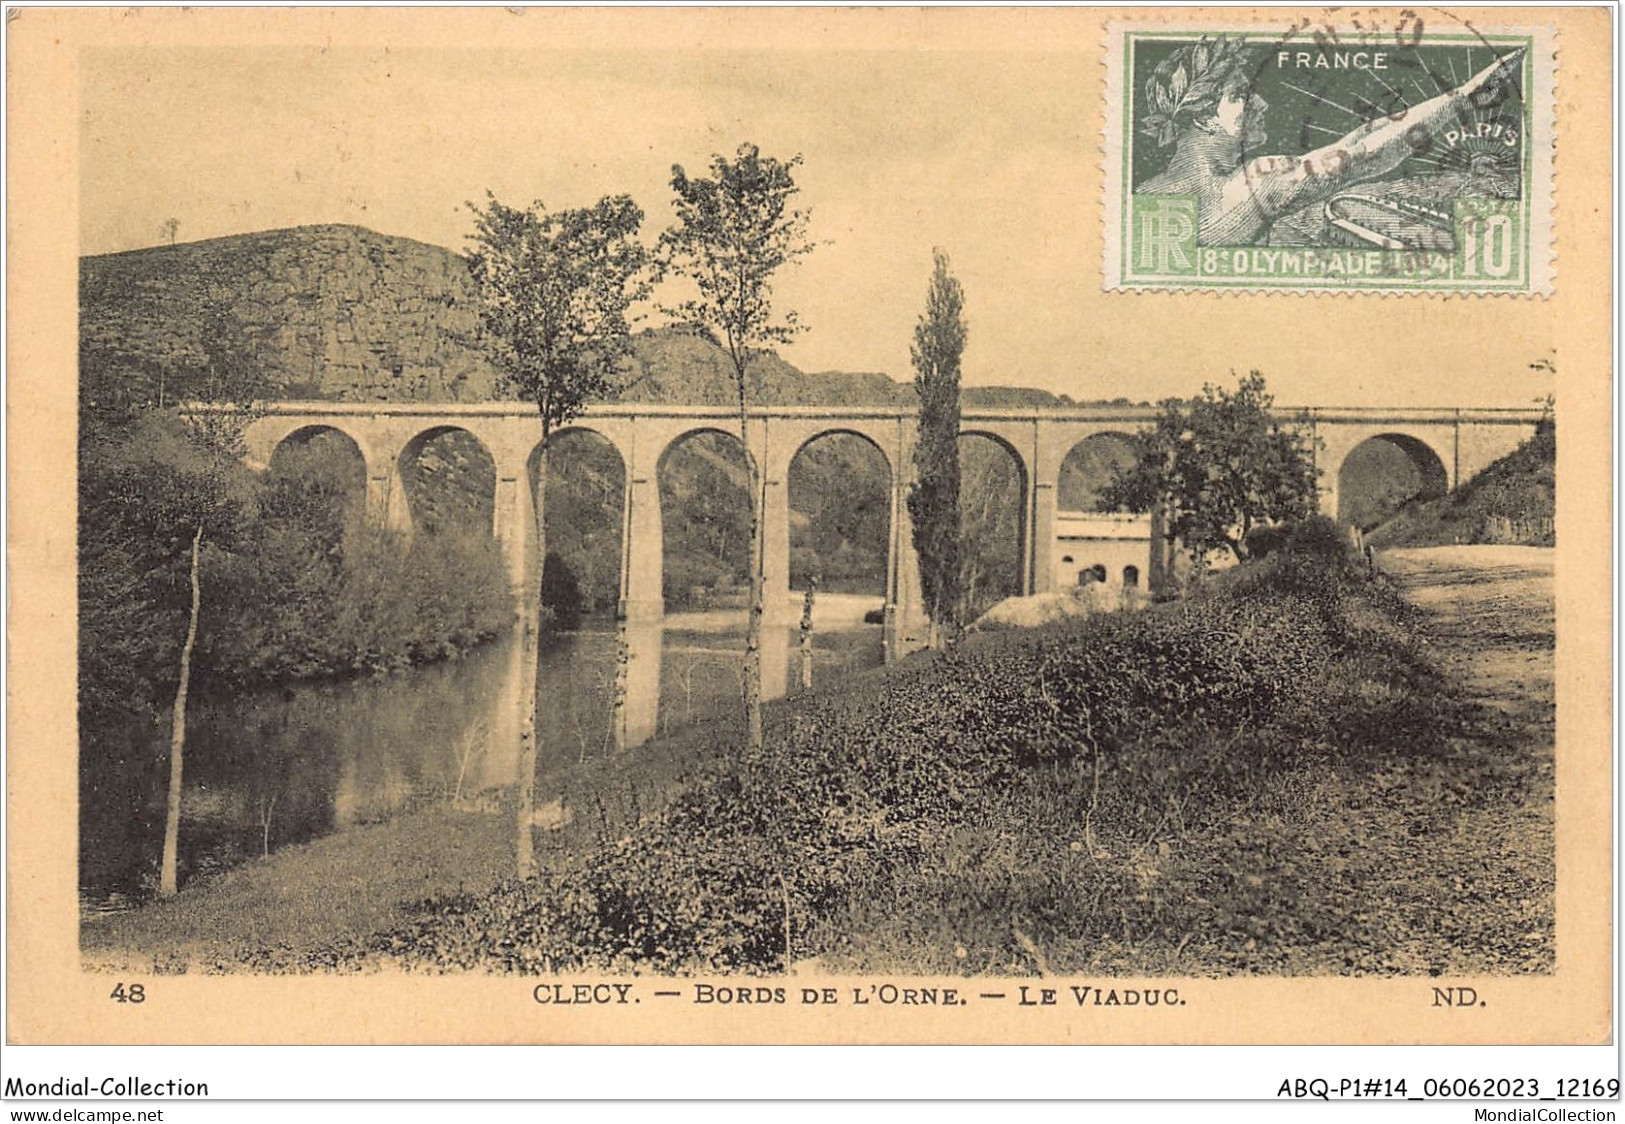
[906,249,967,642]
[540,551,586,632]
[209,439,510,681]
[658,144,815,402]
[78,412,253,740]
[79,347,510,897]
[77,319,263,897]
[466,193,651,430]
[1102,372,1320,563]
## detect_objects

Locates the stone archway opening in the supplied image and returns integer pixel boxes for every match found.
[1057,431,1140,513]
[657,428,753,613]
[1337,433,1450,532]
[397,426,497,539]
[531,428,627,628]
[787,431,892,604]
[264,426,369,533]
[958,432,1027,621]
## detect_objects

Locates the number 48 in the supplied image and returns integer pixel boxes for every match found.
[109,983,146,1004]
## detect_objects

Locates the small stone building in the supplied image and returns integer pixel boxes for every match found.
[1051,512,1154,597]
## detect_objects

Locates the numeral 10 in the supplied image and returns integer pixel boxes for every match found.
[1460,214,1515,277]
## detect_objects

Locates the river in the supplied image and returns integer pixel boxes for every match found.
[79,599,885,911]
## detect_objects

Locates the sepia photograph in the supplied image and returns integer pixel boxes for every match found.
[5,4,1614,1066]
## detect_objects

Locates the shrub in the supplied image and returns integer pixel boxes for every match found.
[1243,523,1291,559]
[1285,514,1354,562]
[207,526,511,682]
[333,533,1466,977]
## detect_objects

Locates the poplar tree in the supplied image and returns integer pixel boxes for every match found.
[906,249,967,647]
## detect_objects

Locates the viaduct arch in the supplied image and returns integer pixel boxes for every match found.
[785,429,894,598]
[235,401,1543,654]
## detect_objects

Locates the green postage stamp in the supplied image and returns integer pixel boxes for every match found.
[1103,19,1555,293]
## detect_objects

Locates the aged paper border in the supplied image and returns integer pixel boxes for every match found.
[6,5,1613,1049]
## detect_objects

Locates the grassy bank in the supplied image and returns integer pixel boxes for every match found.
[81,804,514,973]
[266,519,1551,977]
[1368,423,1554,549]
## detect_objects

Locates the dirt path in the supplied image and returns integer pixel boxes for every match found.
[1378,545,1554,730]
[1359,544,1555,976]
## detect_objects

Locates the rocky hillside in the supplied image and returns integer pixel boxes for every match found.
[615,328,1083,410]
[80,225,1085,409]
[613,329,910,408]
[81,225,495,402]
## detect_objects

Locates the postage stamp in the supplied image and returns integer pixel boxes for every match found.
[1104,18,1556,293]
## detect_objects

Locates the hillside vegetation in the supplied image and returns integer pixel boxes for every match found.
[213,518,1548,977]
[1368,424,1555,549]
[78,407,512,899]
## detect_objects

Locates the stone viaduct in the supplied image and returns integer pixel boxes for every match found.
[231,401,1542,652]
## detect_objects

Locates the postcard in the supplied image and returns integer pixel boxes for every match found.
[6,6,1612,1058]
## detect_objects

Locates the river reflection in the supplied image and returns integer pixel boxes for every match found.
[80,610,884,906]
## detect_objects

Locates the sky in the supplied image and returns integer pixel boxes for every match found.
[78,26,1556,409]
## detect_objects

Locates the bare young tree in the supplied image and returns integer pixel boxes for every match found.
[451,718,489,805]
[154,312,260,897]
[798,578,817,689]
[466,193,651,878]
[659,143,815,758]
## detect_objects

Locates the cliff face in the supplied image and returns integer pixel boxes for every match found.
[80,223,1080,409]
[80,225,497,402]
